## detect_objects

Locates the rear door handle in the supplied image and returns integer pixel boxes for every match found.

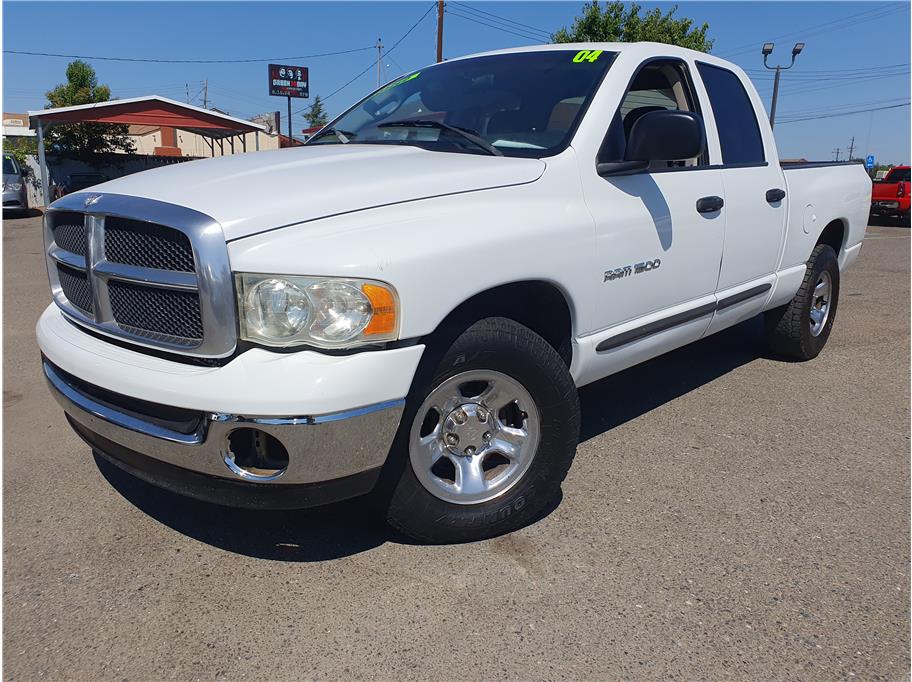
[696,195,724,213]
[766,188,786,203]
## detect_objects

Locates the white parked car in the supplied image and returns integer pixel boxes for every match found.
[38,43,871,542]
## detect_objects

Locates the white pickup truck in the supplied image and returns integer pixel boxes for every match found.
[39,43,870,542]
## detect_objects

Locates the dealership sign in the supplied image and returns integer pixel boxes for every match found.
[269,64,309,99]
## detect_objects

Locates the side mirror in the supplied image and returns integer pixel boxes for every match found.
[627,109,705,163]
[598,110,706,177]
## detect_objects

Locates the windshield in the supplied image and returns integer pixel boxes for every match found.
[886,167,910,183]
[3,155,20,176]
[308,50,615,158]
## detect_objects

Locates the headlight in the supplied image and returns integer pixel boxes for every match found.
[237,274,399,348]
[4,182,22,192]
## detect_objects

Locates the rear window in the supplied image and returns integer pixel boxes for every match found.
[886,167,911,182]
[696,63,765,165]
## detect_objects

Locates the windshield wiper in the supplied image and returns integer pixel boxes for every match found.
[377,119,503,157]
[310,127,356,144]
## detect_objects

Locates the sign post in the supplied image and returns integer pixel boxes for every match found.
[268,64,309,145]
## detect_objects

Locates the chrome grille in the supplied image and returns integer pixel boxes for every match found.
[109,281,203,344]
[56,264,93,315]
[51,213,88,256]
[44,193,236,358]
[104,217,195,272]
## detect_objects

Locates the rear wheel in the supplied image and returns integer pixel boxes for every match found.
[384,317,579,543]
[765,243,840,360]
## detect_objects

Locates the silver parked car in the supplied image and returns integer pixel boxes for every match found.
[3,154,29,214]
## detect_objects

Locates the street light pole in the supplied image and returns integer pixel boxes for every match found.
[762,41,805,129]
[769,66,781,128]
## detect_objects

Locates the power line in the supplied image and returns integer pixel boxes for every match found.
[748,67,910,83]
[445,8,547,43]
[449,2,552,38]
[3,46,375,64]
[753,69,910,97]
[718,4,904,58]
[777,102,910,124]
[745,62,910,76]
[293,2,436,114]
[776,96,909,118]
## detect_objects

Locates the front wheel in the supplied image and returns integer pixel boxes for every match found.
[385,317,579,543]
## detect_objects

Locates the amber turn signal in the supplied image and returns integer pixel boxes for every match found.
[362,283,398,336]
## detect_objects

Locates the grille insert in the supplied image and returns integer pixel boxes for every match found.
[108,280,203,344]
[104,217,195,272]
[45,195,236,357]
[57,264,93,315]
[52,213,88,256]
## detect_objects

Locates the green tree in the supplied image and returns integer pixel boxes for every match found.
[553,1,713,52]
[44,60,135,159]
[303,95,329,129]
[4,136,37,167]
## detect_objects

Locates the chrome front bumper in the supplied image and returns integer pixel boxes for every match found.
[44,359,404,489]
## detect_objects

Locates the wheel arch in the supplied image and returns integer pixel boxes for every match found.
[815,218,847,256]
[419,280,577,367]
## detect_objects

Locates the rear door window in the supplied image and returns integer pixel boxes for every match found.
[696,63,765,165]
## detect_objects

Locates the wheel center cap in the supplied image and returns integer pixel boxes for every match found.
[443,403,492,456]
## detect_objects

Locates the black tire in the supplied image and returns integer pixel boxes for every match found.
[765,243,840,360]
[384,317,579,543]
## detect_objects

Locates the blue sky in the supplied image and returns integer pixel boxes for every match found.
[3,1,910,164]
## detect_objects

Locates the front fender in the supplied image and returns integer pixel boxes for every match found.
[228,152,597,341]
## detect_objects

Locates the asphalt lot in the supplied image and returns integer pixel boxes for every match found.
[3,212,909,680]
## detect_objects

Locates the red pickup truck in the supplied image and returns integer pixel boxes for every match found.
[871,165,910,223]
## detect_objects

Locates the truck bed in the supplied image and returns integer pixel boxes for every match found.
[779,161,871,270]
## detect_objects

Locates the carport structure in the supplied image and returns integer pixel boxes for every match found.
[29,96,267,206]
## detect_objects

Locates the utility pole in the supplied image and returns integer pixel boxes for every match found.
[847,136,855,162]
[832,148,842,162]
[202,80,208,109]
[436,0,444,63]
[186,83,190,104]
[287,96,292,145]
[762,41,805,129]
[376,38,384,87]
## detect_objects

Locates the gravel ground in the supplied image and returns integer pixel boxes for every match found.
[3,212,909,680]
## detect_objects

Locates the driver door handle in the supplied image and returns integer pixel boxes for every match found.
[696,195,724,213]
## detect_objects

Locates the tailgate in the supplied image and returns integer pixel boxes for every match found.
[872,182,899,199]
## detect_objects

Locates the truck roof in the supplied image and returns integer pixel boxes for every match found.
[448,41,738,70]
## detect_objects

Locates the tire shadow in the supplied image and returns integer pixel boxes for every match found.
[96,315,769,558]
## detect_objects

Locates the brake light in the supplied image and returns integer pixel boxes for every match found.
[898,181,906,198]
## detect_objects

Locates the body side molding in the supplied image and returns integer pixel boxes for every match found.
[596,282,773,352]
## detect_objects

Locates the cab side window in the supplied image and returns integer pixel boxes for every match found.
[696,62,765,165]
[599,59,705,167]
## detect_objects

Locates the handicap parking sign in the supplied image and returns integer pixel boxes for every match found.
[865,155,875,169]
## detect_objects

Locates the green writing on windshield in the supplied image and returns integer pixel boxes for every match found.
[381,71,420,92]
[572,50,603,63]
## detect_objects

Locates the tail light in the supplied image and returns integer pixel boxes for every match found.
[898,181,906,198]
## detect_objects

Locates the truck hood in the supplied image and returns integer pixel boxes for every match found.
[87,145,546,241]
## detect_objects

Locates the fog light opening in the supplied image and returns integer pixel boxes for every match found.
[225,428,289,481]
